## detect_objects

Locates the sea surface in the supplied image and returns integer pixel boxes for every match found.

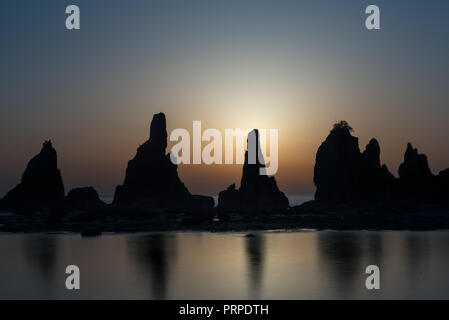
[1,230,449,299]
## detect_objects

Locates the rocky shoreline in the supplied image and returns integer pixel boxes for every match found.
[2,201,449,233]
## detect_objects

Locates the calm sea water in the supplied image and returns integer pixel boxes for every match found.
[1,230,449,299]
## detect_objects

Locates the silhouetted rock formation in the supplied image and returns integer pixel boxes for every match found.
[360,139,397,201]
[217,184,241,213]
[314,121,362,202]
[218,130,289,213]
[66,187,106,212]
[396,143,449,202]
[314,121,396,203]
[398,143,434,200]
[0,140,65,214]
[313,121,448,205]
[113,112,213,213]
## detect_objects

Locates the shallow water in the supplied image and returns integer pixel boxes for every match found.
[1,230,449,299]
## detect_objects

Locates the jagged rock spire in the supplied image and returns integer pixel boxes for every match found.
[218,129,289,213]
[113,112,213,212]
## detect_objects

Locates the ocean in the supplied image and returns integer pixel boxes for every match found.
[1,230,449,299]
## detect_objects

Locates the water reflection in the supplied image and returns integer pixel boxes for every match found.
[1,231,449,299]
[127,234,177,299]
[365,232,383,264]
[245,234,265,298]
[404,234,430,282]
[23,235,58,282]
[317,232,364,298]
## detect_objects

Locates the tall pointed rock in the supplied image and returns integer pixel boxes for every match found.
[218,129,289,213]
[113,113,213,212]
[360,138,397,200]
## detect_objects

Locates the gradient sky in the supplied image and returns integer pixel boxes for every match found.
[1,0,449,197]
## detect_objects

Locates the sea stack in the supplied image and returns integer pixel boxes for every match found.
[360,138,397,201]
[113,112,213,212]
[313,121,361,202]
[398,143,435,200]
[0,140,65,214]
[217,129,289,213]
[313,121,396,203]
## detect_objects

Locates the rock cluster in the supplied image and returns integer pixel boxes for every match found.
[2,118,447,218]
[313,121,448,203]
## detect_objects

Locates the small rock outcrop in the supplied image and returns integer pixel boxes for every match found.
[66,187,106,212]
[0,140,65,214]
[217,184,241,213]
[113,112,213,212]
[218,129,289,213]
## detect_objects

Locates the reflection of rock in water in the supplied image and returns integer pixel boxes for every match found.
[127,234,177,299]
[317,232,363,298]
[365,232,383,264]
[404,234,430,281]
[23,235,59,281]
[245,234,265,298]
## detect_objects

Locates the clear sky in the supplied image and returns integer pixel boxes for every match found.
[1,0,449,196]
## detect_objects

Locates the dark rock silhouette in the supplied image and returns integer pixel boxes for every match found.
[66,187,106,212]
[398,143,434,200]
[360,139,397,201]
[0,140,65,214]
[314,121,396,203]
[436,169,449,201]
[113,112,213,213]
[217,184,241,213]
[399,143,433,179]
[313,121,448,205]
[218,129,289,213]
[396,143,449,202]
[314,121,362,202]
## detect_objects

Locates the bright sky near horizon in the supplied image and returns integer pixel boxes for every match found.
[1,0,449,196]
